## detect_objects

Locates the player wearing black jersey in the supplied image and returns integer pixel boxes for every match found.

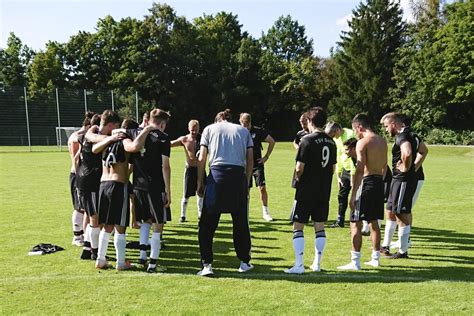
[67,112,94,246]
[382,115,428,251]
[239,113,276,222]
[125,109,171,273]
[293,112,309,150]
[337,114,387,270]
[380,112,419,259]
[285,107,336,274]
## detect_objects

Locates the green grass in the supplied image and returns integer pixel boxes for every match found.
[0,144,473,314]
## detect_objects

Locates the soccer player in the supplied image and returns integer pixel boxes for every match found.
[91,111,153,270]
[285,107,336,274]
[170,120,204,222]
[293,112,309,150]
[239,113,276,222]
[337,114,387,270]
[382,114,428,251]
[325,122,356,228]
[128,109,171,273]
[67,111,94,246]
[196,109,254,276]
[379,112,418,259]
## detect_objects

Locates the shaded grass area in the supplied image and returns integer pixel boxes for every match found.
[0,144,473,314]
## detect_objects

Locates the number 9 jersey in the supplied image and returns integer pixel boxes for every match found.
[294,132,337,202]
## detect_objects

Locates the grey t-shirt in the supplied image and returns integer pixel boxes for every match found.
[201,121,254,168]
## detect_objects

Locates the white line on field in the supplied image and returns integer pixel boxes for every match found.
[0,272,463,283]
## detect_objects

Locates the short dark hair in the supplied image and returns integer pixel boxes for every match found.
[352,113,372,129]
[343,138,357,150]
[150,108,171,124]
[215,108,232,122]
[121,119,139,129]
[101,110,121,126]
[82,111,96,127]
[400,113,412,126]
[307,107,327,128]
[91,114,101,126]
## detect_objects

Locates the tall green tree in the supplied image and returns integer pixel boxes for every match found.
[0,32,34,87]
[330,0,405,125]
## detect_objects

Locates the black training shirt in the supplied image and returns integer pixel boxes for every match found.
[250,126,269,167]
[392,127,417,181]
[76,134,103,191]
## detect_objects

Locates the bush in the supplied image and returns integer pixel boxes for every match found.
[423,128,474,145]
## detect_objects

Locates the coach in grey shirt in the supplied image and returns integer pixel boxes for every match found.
[196,109,254,276]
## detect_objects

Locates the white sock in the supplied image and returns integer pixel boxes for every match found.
[262,206,269,215]
[90,226,100,249]
[314,231,326,266]
[361,221,369,233]
[98,230,111,261]
[114,233,126,265]
[181,198,188,218]
[382,220,397,247]
[372,250,380,261]
[72,210,84,234]
[139,223,150,260]
[84,225,91,244]
[351,251,361,267]
[150,232,161,260]
[399,225,411,254]
[197,197,204,217]
[293,230,304,266]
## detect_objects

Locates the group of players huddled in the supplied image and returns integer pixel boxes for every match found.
[67,106,427,274]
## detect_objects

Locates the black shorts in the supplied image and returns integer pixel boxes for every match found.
[350,175,384,222]
[69,173,81,210]
[184,166,198,198]
[77,189,99,216]
[386,178,417,214]
[98,181,130,226]
[134,188,168,224]
[249,166,266,188]
[291,197,329,223]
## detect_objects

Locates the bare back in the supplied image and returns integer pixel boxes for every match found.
[358,132,387,176]
[68,130,84,173]
[100,156,130,184]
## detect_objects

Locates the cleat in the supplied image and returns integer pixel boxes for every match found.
[389,252,409,259]
[197,264,214,277]
[284,264,305,274]
[147,264,167,273]
[337,262,361,270]
[138,259,147,265]
[329,221,344,228]
[179,216,186,223]
[80,249,92,260]
[91,249,98,261]
[72,236,84,247]
[116,261,136,271]
[263,213,273,222]
[380,246,392,257]
[364,259,380,267]
[390,239,411,249]
[361,231,370,236]
[238,262,254,273]
[309,263,321,272]
[95,259,113,270]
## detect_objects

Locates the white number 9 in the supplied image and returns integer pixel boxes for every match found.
[321,146,330,168]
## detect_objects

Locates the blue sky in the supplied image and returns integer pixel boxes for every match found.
[0,0,415,57]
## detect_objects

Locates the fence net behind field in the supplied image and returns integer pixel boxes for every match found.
[0,87,141,152]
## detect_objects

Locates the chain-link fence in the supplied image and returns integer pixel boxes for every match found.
[0,86,143,152]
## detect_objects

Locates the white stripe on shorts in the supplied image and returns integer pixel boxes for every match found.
[412,180,424,207]
[353,179,363,221]
[121,184,128,227]
[396,182,407,214]
[148,194,158,223]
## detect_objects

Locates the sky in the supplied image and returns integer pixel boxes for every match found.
[0,0,415,57]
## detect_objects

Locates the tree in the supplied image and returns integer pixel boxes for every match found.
[330,0,406,125]
[27,42,66,96]
[0,32,34,87]
[390,0,473,131]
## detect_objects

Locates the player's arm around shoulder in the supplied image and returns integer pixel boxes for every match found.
[170,135,185,147]
[123,126,153,153]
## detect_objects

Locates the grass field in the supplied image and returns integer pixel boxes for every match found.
[0,143,473,314]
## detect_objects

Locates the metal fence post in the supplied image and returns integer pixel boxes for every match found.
[84,89,88,113]
[111,90,115,111]
[56,88,62,151]
[23,87,32,152]
[135,91,139,120]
